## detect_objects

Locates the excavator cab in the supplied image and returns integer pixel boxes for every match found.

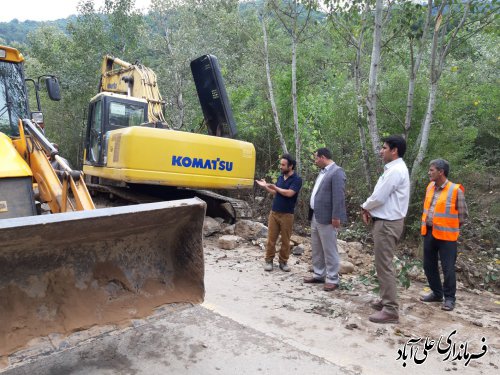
[0,48,29,137]
[0,46,61,139]
[86,93,148,165]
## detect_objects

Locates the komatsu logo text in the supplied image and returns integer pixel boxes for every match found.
[171,156,233,171]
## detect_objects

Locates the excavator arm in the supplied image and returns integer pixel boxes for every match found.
[14,119,95,213]
[100,55,167,125]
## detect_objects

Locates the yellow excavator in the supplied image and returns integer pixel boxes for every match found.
[82,54,256,222]
[0,45,205,358]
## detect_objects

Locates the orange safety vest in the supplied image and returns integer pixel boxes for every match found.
[421,181,464,241]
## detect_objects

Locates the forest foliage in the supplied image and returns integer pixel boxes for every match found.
[0,0,498,249]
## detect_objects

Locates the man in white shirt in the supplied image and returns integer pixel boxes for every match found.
[361,135,410,324]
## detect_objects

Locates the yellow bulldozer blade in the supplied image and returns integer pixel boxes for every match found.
[0,198,206,357]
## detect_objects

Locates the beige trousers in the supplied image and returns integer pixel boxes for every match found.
[372,218,405,315]
[265,211,294,264]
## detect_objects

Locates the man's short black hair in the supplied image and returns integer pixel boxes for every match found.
[382,135,406,158]
[315,147,332,160]
[281,153,296,170]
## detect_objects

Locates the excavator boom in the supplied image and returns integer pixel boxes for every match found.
[100,55,167,124]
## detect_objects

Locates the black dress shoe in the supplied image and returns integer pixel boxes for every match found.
[420,292,443,303]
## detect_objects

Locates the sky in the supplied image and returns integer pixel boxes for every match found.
[0,0,152,23]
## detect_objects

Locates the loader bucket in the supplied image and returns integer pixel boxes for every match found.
[0,198,206,357]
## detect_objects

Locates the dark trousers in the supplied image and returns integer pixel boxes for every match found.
[423,229,458,302]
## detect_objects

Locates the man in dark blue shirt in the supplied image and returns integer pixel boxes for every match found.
[256,154,303,272]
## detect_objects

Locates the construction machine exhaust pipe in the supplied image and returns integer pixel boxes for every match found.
[0,198,206,357]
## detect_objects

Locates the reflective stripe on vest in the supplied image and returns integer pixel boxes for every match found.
[433,183,459,219]
[421,181,462,241]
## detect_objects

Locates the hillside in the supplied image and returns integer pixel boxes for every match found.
[0,17,73,44]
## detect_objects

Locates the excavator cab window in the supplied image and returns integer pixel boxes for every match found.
[108,101,144,130]
[88,99,103,164]
[0,60,29,137]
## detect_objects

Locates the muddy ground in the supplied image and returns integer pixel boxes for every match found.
[2,231,499,374]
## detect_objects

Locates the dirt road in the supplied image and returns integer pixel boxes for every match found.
[2,235,499,374]
[203,236,499,374]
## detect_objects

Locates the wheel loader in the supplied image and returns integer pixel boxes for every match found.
[0,45,206,358]
[82,54,256,222]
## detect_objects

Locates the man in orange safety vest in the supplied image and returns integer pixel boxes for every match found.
[420,159,468,312]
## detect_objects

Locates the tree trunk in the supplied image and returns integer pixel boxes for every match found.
[404,52,417,140]
[409,0,470,198]
[404,0,432,140]
[162,24,184,129]
[365,0,383,162]
[357,102,372,191]
[354,29,372,190]
[410,81,438,197]
[268,0,313,174]
[261,17,288,154]
[328,2,372,186]
[291,33,301,174]
[172,70,185,129]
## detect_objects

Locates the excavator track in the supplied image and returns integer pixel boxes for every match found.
[87,183,156,204]
[87,183,252,222]
[192,189,252,222]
